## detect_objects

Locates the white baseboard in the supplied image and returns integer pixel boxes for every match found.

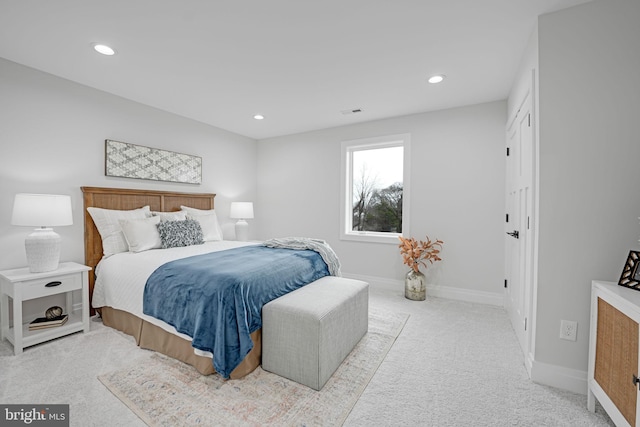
[425,284,504,306]
[525,352,534,378]
[529,358,587,395]
[341,273,504,306]
[341,273,401,290]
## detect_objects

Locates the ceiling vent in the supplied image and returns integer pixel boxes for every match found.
[341,108,363,115]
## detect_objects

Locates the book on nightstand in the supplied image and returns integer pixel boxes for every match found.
[28,314,68,331]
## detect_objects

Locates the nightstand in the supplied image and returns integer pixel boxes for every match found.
[0,262,91,355]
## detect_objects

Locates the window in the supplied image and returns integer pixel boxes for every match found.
[340,134,410,243]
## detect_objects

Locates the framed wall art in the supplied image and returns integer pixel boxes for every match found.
[618,250,640,291]
[105,140,202,184]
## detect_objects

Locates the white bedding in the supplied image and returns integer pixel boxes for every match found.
[93,240,258,346]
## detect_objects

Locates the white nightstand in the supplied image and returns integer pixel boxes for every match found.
[0,262,91,355]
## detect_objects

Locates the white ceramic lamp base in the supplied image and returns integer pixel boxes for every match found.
[25,228,61,273]
[235,220,249,242]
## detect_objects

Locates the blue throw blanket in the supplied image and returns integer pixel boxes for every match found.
[142,245,330,378]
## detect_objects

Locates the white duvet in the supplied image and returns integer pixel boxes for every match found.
[93,240,258,345]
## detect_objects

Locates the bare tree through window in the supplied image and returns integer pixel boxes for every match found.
[351,147,403,233]
[352,164,378,231]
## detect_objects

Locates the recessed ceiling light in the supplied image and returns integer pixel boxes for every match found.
[93,44,116,56]
[428,74,445,84]
[253,114,265,120]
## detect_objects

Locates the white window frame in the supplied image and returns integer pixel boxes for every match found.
[340,133,411,244]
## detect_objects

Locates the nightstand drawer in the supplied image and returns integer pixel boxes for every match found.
[20,273,82,300]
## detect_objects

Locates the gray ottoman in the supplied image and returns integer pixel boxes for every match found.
[262,276,369,390]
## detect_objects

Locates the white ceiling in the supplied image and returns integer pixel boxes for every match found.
[0,0,592,140]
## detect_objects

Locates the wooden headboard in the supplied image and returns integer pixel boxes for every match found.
[81,186,215,312]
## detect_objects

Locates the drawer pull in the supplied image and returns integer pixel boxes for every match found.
[45,281,62,288]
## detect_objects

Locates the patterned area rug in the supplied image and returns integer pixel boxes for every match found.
[98,308,408,427]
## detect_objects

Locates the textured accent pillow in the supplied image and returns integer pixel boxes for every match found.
[157,219,204,249]
[119,216,162,253]
[180,206,224,240]
[87,206,151,256]
[152,211,187,222]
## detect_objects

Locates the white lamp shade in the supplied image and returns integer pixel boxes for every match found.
[11,194,73,227]
[230,202,254,219]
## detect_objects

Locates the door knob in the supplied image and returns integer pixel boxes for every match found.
[506,230,519,239]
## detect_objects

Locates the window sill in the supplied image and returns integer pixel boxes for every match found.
[340,232,401,245]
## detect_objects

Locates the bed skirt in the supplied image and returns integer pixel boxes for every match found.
[98,306,262,379]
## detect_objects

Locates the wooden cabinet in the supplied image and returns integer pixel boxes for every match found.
[588,280,640,426]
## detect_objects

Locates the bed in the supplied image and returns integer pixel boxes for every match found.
[82,186,332,379]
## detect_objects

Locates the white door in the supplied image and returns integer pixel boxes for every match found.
[505,86,534,357]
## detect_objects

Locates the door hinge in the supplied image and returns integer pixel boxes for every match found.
[506,213,509,223]
[504,279,508,288]
[527,216,530,229]
[506,147,510,156]
[528,113,531,127]
[525,317,527,331]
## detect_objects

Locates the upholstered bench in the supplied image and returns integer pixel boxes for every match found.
[262,276,369,390]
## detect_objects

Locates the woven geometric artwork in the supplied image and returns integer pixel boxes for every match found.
[105,140,201,184]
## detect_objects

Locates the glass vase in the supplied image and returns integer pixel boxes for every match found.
[405,269,426,301]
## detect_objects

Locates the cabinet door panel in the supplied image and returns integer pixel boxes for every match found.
[595,297,638,426]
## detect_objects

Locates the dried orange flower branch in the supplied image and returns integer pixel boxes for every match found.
[398,235,444,273]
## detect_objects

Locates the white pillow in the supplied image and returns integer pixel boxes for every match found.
[181,206,224,240]
[87,206,151,256]
[152,211,187,222]
[119,216,162,253]
[186,213,222,241]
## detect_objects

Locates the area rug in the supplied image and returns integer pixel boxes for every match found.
[98,308,409,427]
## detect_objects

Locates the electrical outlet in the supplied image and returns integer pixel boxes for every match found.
[560,320,578,341]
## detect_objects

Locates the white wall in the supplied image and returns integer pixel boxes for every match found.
[257,101,506,301]
[511,0,640,391]
[0,58,257,313]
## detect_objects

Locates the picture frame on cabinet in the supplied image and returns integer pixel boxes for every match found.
[618,250,640,291]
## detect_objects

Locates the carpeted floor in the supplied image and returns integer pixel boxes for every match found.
[0,285,614,426]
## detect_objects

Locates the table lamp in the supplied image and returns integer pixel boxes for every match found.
[11,193,73,272]
[230,202,254,241]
